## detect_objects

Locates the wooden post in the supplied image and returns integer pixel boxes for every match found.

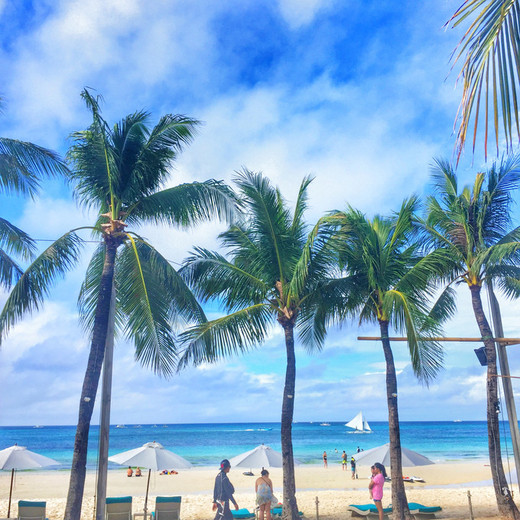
[488,284,520,496]
[95,282,116,520]
[467,490,474,520]
[315,496,319,520]
[7,468,14,517]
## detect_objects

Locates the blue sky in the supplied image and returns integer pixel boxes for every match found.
[1,0,519,426]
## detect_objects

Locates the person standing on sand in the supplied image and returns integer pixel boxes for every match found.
[255,469,274,520]
[350,456,356,479]
[341,451,347,471]
[213,459,239,520]
[368,462,386,520]
[322,451,327,468]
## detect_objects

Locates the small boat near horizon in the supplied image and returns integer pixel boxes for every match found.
[115,425,126,429]
[320,423,331,426]
[345,411,372,433]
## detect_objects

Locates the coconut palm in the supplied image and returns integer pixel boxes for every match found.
[0,96,69,288]
[447,0,520,161]
[0,89,236,520]
[329,198,453,520]
[423,156,520,519]
[179,170,338,520]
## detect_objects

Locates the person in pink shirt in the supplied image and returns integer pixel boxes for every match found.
[368,462,387,520]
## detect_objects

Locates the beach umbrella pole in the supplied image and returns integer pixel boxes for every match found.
[144,468,151,515]
[7,468,14,517]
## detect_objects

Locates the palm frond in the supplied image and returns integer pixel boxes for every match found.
[0,231,84,343]
[129,180,237,227]
[0,217,36,260]
[448,0,520,160]
[177,304,273,369]
[0,138,69,197]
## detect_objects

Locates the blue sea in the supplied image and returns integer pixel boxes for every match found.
[0,421,515,470]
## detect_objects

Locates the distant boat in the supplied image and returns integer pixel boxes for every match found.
[320,423,331,426]
[33,425,43,429]
[345,411,372,433]
[116,425,126,429]
[453,419,462,423]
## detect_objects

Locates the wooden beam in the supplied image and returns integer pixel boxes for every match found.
[357,336,520,345]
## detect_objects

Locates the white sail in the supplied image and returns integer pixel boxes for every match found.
[345,411,372,433]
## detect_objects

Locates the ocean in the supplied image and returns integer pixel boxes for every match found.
[0,421,515,469]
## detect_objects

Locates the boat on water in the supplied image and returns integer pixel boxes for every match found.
[116,425,126,428]
[345,411,372,433]
[320,423,331,426]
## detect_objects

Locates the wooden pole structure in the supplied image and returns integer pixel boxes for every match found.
[487,283,520,496]
[315,496,319,520]
[467,490,474,520]
[144,469,152,515]
[95,282,116,520]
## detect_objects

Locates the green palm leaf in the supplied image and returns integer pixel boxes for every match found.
[0,231,84,343]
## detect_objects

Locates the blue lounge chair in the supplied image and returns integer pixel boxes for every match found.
[106,496,132,520]
[347,504,393,518]
[271,506,303,517]
[152,497,182,520]
[18,501,47,520]
[408,503,442,519]
[231,509,256,519]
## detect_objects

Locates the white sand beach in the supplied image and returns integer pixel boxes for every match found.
[0,461,509,520]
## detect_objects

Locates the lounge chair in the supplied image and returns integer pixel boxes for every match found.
[271,506,304,517]
[152,496,182,520]
[18,501,47,520]
[106,496,132,520]
[231,509,256,519]
[408,503,442,519]
[347,504,393,518]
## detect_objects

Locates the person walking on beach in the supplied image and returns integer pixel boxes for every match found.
[341,451,347,471]
[368,462,386,520]
[213,459,239,520]
[255,469,274,520]
[322,451,327,468]
[350,457,357,479]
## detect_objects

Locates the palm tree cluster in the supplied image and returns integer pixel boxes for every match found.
[1,88,520,520]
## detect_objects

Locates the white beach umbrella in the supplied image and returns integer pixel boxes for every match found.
[0,445,60,517]
[109,441,192,514]
[229,444,299,473]
[353,443,434,467]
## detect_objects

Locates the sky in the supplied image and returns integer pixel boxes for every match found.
[0,0,519,426]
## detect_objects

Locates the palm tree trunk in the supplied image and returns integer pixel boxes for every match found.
[64,239,119,520]
[379,320,412,520]
[469,284,519,519]
[280,322,300,520]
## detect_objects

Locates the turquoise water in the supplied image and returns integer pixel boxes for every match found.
[0,421,516,469]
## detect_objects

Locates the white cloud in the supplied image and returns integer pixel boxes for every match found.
[277,0,334,29]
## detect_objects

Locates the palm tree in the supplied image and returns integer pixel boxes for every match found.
[179,170,338,520]
[0,89,236,520]
[329,198,452,520]
[447,0,520,161]
[0,96,69,288]
[424,157,520,519]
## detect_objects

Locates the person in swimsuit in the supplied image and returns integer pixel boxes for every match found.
[127,466,133,477]
[341,451,347,471]
[323,451,327,468]
[368,462,387,520]
[255,469,274,520]
[212,459,239,520]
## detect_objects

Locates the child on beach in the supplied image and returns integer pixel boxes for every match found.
[368,462,386,520]
[255,469,274,520]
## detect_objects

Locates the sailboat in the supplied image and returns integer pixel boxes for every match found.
[345,411,372,433]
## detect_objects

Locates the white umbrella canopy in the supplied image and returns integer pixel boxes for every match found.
[108,442,192,515]
[108,441,192,470]
[0,445,60,517]
[353,443,434,467]
[0,445,59,470]
[229,444,298,469]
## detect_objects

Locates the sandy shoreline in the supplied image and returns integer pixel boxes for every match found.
[1,462,511,519]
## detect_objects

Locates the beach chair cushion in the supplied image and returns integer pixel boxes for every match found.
[271,506,304,517]
[347,504,393,517]
[231,509,255,519]
[407,503,442,518]
[106,496,132,520]
[153,496,182,520]
[18,501,47,520]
